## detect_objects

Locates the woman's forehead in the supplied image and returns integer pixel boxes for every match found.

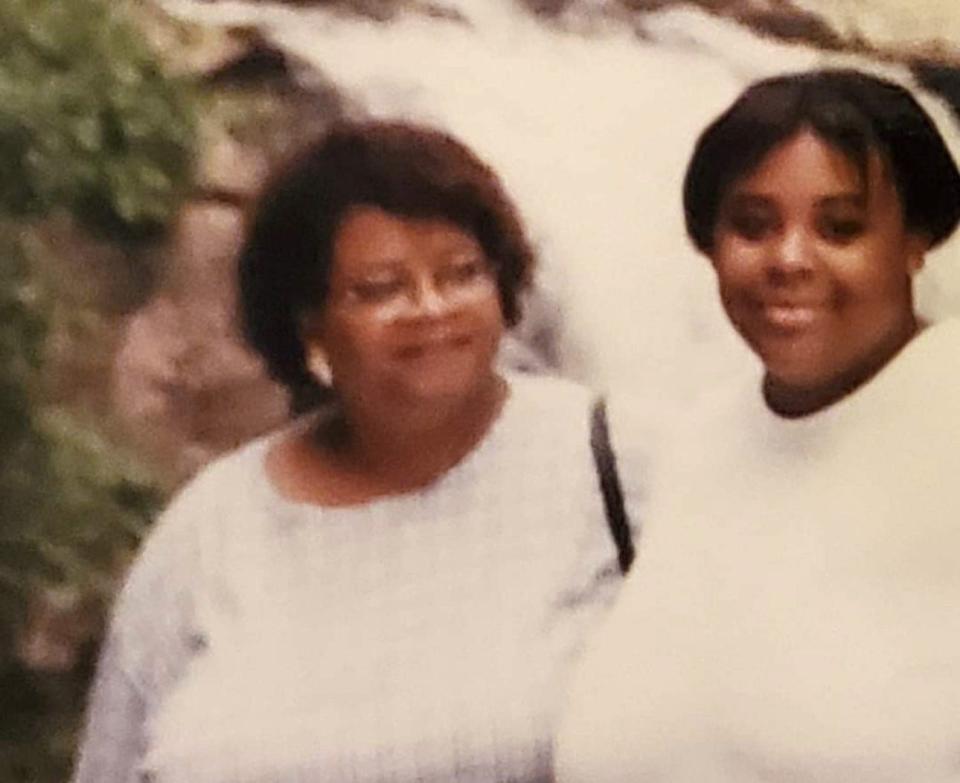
[332,205,481,267]
[730,129,892,199]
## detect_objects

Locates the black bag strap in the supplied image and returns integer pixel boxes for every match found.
[590,397,635,574]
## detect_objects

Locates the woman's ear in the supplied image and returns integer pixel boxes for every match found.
[300,312,333,387]
[304,341,333,387]
[905,232,931,276]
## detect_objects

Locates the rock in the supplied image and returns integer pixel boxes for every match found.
[112,198,289,479]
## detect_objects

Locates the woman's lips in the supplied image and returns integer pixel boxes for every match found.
[395,334,471,359]
[762,303,821,329]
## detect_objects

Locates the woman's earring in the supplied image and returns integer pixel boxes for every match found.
[306,346,334,387]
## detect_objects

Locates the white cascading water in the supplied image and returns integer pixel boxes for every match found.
[163,0,960,410]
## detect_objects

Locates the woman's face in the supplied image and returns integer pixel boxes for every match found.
[710,129,927,399]
[305,205,505,409]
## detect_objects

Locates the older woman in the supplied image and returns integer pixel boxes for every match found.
[72,121,640,783]
[556,69,960,782]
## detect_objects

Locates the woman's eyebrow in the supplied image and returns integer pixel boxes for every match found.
[431,234,483,253]
[721,192,774,208]
[723,190,866,206]
[337,260,406,279]
[817,192,868,208]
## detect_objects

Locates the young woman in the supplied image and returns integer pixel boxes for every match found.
[556,69,960,783]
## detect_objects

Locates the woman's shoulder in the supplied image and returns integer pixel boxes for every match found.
[155,433,276,531]
[911,317,960,372]
[924,316,960,342]
[848,316,960,426]
[498,372,595,439]
[114,427,286,606]
[507,370,594,408]
[879,317,960,434]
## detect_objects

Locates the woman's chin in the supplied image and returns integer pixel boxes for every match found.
[390,368,493,410]
[385,346,498,401]
[755,339,834,388]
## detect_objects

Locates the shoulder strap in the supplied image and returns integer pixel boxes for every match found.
[590,397,635,574]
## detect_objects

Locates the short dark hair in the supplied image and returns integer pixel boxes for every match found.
[683,68,960,254]
[238,120,535,405]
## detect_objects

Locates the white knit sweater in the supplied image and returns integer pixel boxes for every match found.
[556,319,960,783]
[73,373,649,783]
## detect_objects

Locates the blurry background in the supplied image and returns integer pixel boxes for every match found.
[3,0,960,779]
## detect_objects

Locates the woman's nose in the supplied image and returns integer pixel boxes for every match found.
[408,276,447,317]
[769,227,815,278]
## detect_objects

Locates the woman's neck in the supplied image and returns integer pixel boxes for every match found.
[328,373,508,493]
[764,317,921,419]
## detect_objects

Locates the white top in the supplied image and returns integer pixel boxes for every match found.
[73,373,649,783]
[556,318,960,783]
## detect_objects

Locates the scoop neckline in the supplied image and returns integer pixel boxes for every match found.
[252,375,520,516]
[752,318,950,433]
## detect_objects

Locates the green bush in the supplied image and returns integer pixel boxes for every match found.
[0,1,198,779]
[0,0,195,242]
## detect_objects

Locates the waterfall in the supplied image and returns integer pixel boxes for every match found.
[161,0,960,410]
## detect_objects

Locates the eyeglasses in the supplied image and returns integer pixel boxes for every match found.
[331,256,498,321]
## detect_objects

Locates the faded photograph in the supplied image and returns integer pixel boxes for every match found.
[3,1,960,782]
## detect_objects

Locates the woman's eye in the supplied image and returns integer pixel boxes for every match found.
[726,212,774,241]
[441,258,487,285]
[818,216,865,243]
[349,279,404,302]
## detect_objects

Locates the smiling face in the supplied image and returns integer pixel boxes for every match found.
[304,205,505,411]
[710,129,928,412]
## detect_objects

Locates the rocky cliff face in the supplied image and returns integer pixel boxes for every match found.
[107,63,335,479]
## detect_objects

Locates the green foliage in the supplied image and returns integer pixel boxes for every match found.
[0,1,198,779]
[0,229,45,448]
[0,227,167,783]
[0,0,196,243]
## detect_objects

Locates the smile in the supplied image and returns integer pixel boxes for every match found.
[760,302,824,330]
[395,334,471,359]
